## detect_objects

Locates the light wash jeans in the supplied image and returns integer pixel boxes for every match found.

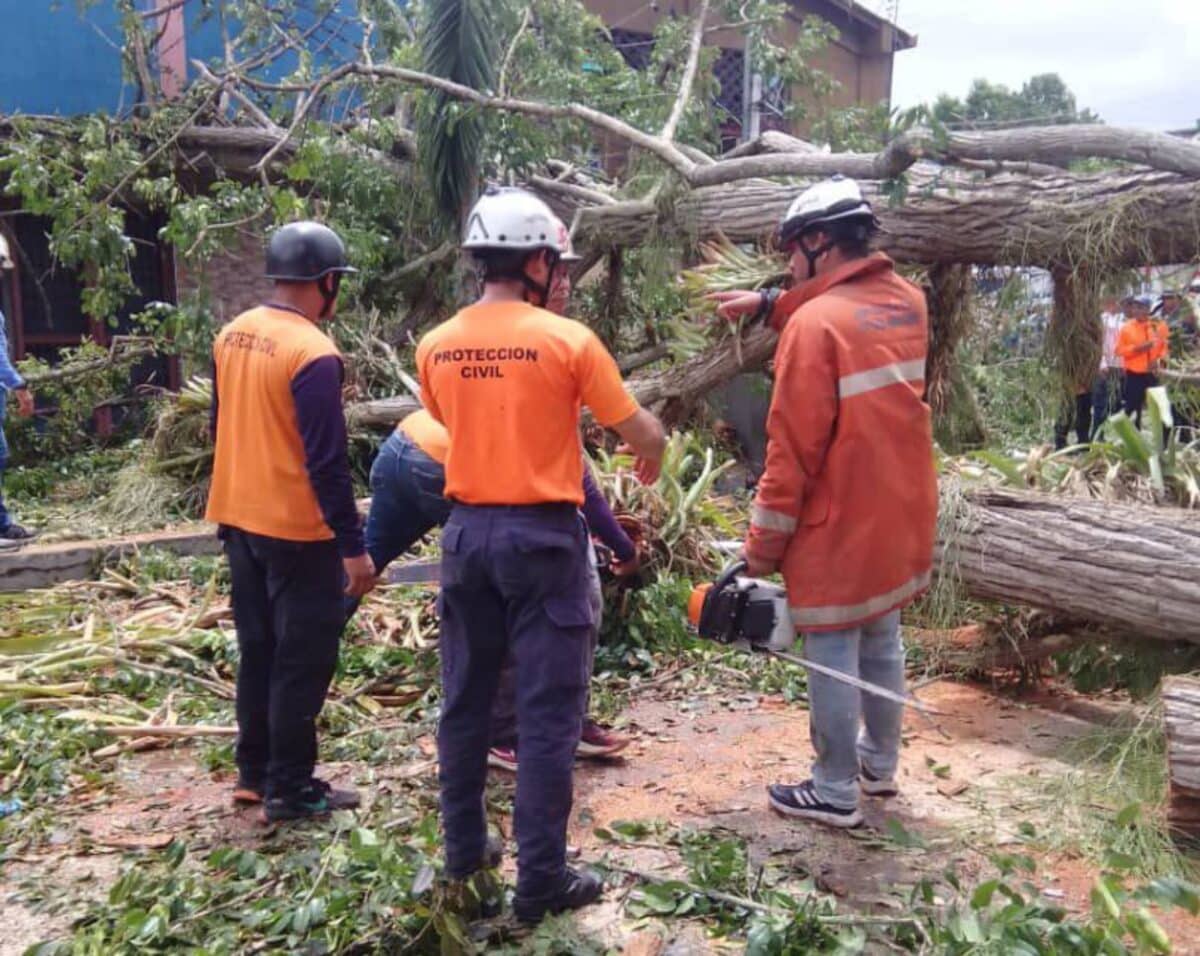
[805,610,905,809]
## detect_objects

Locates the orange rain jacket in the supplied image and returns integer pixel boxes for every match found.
[1114,318,1169,374]
[744,254,937,633]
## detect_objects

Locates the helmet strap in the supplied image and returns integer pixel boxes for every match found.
[802,238,835,279]
[521,250,560,307]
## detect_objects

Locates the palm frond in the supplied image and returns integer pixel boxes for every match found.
[417,0,499,226]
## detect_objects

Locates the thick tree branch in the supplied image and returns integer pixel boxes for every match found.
[659,0,711,145]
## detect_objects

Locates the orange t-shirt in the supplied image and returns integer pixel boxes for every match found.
[205,306,341,541]
[398,409,449,465]
[1115,318,1169,374]
[415,301,638,505]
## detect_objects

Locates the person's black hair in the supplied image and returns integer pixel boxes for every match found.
[815,216,877,259]
[471,247,539,282]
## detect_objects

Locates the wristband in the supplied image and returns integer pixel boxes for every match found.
[752,288,780,324]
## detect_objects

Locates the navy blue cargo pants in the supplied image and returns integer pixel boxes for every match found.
[437,502,593,898]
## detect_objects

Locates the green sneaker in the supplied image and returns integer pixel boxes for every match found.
[263,779,360,822]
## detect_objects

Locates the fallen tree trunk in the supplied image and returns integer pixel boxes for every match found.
[628,326,777,425]
[563,166,1200,269]
[0,527,221,593]
[1163,676,1200,840]
[939,488,1200,643]
[346,395,421,430]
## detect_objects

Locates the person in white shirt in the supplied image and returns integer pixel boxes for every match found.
[1091,296,1126,439]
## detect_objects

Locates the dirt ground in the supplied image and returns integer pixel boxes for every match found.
[2,678,1198,954]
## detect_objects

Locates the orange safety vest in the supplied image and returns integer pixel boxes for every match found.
[745,254,937,632]
[205,306,341,542]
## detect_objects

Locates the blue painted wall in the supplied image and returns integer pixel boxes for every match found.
[0,1,130,115]
[0,1,368,117]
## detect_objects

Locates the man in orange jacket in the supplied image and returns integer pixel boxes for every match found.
[709,176,936,828]
[1114,294,1169,428]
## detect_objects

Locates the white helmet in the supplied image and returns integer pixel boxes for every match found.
[463,187,561,254]
[0,234,13,271]
[778,175,877,247]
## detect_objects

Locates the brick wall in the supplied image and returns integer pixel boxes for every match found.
[174,230,272,327]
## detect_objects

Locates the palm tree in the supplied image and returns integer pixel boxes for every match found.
[418,0,499,228]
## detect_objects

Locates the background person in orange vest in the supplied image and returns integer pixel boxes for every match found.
[346,217,637,767]
[708,176,937,829]
[417,188,665,922]
[206,222,375,823]
[1115,294,1169,428]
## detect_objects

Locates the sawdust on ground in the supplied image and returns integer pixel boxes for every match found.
[3,679,1198,955]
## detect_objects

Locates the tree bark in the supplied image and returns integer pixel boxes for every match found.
[1163,676,1200,840]
[939,488,1200,643]
[627,325,778,426]
[564,166,1200,269]
[346,395,421,430]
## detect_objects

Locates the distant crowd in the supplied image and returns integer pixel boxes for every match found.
[1055,287,1199,448]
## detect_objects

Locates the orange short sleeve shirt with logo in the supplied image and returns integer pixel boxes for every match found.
[205,306,341,541]
[398,409,449,465]
[1115,318,1169,374]
[415,302,638,505]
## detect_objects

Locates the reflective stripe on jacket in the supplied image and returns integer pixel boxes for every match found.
[744,254,937,632]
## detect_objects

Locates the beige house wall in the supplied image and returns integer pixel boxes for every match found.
[583,0,909,128]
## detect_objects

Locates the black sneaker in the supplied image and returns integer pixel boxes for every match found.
[767,780,863,828]
[859,764,899,798]
[263,779,360,822]
[0,524,36,541]
[513,866,604,924]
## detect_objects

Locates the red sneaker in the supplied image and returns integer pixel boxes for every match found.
[487,747,518,772]
[232,783,263,806]
[577,720,630,759]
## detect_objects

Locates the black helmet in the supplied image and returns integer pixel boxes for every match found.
[265,221,358,282]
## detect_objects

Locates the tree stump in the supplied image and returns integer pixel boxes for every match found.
[1163,676,1200,841]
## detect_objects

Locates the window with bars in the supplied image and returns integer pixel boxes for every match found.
[608,28,747,138]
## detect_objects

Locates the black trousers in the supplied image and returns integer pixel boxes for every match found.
[1053,391,1093,449]
[437,504,593,899]
[222,526,344,799]
[1123,371,1159,429]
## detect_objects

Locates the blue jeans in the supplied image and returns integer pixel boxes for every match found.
[437,503,593,897]
[0,402,9,532]
[344,431,451,619]
[804,611,905,810]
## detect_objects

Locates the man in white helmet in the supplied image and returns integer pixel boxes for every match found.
[416,187,665,921]
[708,176,937,828]
[345,215,638,765]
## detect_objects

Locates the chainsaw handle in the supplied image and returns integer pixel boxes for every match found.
[713,559,747,594]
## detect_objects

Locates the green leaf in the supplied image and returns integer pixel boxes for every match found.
[1126,906,1172,953]
[1105,413,1151,470]
[970,449,1024,486]
[1115,802,1142,828]
[885,818,927,849]
[636,883,680,914]
[1138,877,1200,915]
[971,879,1000,909]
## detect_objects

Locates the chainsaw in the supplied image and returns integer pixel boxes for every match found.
[688,561,939,717]
[687,560,794,652]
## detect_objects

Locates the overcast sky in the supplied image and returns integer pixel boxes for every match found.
[887,0,1200,131]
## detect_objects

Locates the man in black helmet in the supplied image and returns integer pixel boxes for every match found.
[206,220,376,822]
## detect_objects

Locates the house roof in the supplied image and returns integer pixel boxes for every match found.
[802,0,917,51]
